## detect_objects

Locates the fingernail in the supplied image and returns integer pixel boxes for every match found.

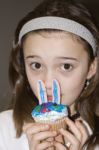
[45,125,50,128]
[50,141,54,145]
[22,126,26,132]
[65,117,69,121]
[59,128,64,132]
[53,131,57,135]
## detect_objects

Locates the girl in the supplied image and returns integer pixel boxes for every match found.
[0,0,99,149]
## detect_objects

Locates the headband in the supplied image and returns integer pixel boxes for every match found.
[18,16,96,55]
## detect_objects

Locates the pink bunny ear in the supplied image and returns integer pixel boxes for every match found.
[52,79,60,104]
[37,80,47,104]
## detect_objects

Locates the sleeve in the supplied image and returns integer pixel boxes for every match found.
[0,132,6,150]
[0,111,14,150]
[95,146,99,150]
[0,112,8,150]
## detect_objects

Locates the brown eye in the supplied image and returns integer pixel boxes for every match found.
[31,62,42,70]
[64,64,71,69]
[61,63,73,71]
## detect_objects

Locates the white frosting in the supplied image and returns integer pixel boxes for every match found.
[33,110,68,122]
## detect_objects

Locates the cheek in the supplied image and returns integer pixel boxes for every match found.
[59,72,87,105]
[60,69,87,90]
[25,67,39,97]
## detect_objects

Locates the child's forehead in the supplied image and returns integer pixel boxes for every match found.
[23,30,87,55]
[23,31,88,61]
[25,30,84,44]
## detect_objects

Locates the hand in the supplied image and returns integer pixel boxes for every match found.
[23,123,57,150]
[54,117,89,150]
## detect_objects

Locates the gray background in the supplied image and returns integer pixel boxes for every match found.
[0,0,99,112]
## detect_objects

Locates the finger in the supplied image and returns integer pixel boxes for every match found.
[55,134,64,144]
[24,124,50,142]
[23,123,35,132]
[32,131,57,142]
[36,141,54,150]
[75,120,89,144]
[23,123,50,135]
[65,117,82,141]
[54,141,67,150]
[37,80,47,104]
[46,137,55,142]
[47,148,54,150]
[59,128,80,147]
[52,79,60,104]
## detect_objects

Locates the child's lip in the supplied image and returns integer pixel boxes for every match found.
[47,96,53,101]
[47,94,62,102]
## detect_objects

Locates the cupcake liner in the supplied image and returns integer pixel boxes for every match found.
[35,117,67,131]
[50,117,67,131]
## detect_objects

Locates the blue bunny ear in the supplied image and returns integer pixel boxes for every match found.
[37,80,47,104]
[52,79,60,104]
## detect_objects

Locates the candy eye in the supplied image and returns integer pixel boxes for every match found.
[31,62,42,70]
[61,63,73,71]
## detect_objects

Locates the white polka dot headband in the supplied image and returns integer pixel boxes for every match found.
[18,16,96,55]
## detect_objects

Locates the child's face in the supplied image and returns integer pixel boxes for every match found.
[23,32,96,113]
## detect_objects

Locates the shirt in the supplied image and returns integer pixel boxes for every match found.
[0,110,29,150]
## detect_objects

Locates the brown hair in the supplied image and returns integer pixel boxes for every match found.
[9,0,99,148]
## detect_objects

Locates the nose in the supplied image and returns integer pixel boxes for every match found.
[43,72,54,92]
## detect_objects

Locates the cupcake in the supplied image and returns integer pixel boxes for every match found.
[31,79,68,131]
[32,102,68,130]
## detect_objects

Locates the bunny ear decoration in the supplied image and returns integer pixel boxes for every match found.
[52,79,60,104]
[37,80,47,104]
[37,79,60,104]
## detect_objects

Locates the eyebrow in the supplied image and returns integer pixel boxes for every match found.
[26,55,40,59]
[56,56,78,61]
[26,55,78,61]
